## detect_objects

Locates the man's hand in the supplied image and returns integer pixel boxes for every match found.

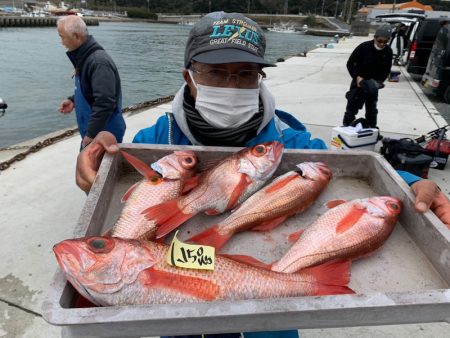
[82,135,93,149]
[356,76,364,87]
[76,131,120,192]
[411,179,450,228]
[59,99,74,114]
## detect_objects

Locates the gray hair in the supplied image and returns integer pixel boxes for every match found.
[57,16,88,37]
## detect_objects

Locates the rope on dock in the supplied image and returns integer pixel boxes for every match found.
[0,95,175,171]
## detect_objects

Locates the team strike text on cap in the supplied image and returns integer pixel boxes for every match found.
[184,11,275,68]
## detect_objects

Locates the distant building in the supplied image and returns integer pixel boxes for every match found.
[358,1,436,22]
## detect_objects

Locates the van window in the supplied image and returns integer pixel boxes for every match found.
[417,20,444,42]
[427,25,450,77]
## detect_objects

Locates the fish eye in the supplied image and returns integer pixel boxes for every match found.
[388,203,399,210]
[87,237,115,253]
[252,145,266,156]
[181,156,197,169]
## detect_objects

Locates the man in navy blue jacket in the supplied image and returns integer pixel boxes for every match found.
[57,15,125,149]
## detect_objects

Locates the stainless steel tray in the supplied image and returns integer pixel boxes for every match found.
[42,144,450,338]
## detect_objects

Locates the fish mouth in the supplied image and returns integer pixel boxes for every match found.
[296,162,332,181]
[54,240,96,273]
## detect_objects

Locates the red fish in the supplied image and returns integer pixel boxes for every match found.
[271,196,402,273]
[188,162,332,250]
[53,236,353,306]
[143,142,284,239]
[109,151,197,240]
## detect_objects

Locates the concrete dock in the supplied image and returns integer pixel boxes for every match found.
[0,35,449,337]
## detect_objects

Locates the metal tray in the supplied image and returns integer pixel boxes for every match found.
[42,144,450,338]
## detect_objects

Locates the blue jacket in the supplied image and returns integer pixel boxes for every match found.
[133,109,327,150]
[133,110,419,185]
[67,36,125,141]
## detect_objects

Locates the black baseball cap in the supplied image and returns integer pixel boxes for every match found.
[184,11,275,68]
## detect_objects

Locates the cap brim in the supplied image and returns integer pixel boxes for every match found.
[192,49,276,67]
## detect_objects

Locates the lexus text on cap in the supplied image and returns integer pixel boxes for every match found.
[375,25,393,39]
[184,11,275,68]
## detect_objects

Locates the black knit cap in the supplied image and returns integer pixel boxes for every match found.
[184,11,275,68]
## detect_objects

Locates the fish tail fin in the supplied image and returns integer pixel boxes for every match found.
[142,200,193,239]
[302,259,354,295]
[188,226,232,250]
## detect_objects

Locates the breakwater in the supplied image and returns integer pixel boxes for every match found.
[0,16,99,27]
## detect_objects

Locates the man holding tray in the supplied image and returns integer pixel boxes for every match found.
[74,11,450,338]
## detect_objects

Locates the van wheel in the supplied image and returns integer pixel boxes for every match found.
[444,87,450,104]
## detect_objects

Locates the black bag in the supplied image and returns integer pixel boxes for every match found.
[380,138,433,178]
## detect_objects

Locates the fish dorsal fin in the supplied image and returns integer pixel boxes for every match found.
[252,216,287,232]
[197,158,222,173]
[221,254,272,270]
[121,181,140,202]
[264,173,299,194]
[226,174,252,210]
[336,205,366,234]
[121,151,157,180]
[326,200,347,209]
[287,228,305,243]
[140,267,219,301]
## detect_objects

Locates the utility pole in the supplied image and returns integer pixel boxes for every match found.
[342,0,348,20]
[334,0,339,18]
[147,0,149,12]
[347,0,353,24]
[321,0,325,17]
[392,0,397,13]
[247,0,250,14]
[284,0,288,15]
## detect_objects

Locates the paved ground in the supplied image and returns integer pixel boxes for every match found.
[0,35,449,338]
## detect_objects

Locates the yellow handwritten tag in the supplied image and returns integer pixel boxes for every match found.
[166,231,215,270]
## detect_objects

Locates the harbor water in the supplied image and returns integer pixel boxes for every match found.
[0,21,329,148]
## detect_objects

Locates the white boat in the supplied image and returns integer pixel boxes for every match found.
[268,22,298,34]
[268,22,308,34]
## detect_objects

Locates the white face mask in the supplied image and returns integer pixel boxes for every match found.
[189,70,260,129]
[374,41,385,50]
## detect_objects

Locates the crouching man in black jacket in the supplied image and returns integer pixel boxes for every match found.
[343,25,393,128]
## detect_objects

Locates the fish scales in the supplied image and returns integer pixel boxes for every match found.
[189,162,332,250]
[272,196,401,273]
[111,179,183,239]
[54,237,352,307]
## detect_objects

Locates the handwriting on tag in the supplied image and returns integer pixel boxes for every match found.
[167,231,215,270]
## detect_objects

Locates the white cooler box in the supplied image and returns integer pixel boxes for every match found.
[330,126,379,151]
